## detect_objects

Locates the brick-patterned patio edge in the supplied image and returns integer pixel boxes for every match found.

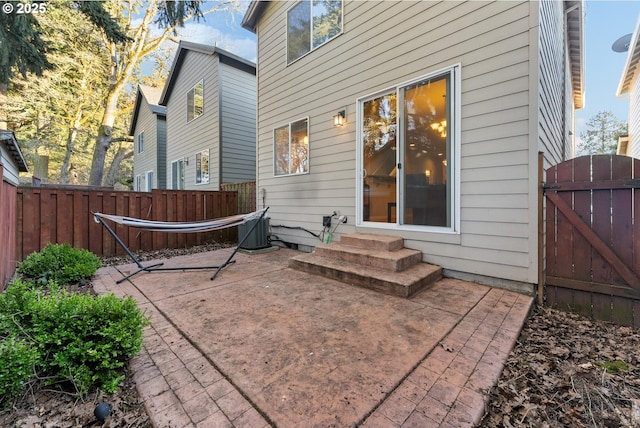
[93,266,271,428]
[361,288,533,427]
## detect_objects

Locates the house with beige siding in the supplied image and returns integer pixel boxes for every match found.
[617,13,640,158]
[242,0,584,292]
[159,41,257,190]
[130,85,167,190]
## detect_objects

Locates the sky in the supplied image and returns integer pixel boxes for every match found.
[579,1,640,136]
[171,0,640,140]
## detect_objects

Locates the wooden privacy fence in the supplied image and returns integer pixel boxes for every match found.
[1,165,19,287]
[544,155,640,328]
[17,186,239,261]
[221,181,256,214]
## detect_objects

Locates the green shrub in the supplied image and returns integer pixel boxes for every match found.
[0,337,39,400]
[17,243,101,285]
[0,279,149,400]
[29,289,149,394]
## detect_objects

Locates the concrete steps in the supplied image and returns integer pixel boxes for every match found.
[289,233,442,298]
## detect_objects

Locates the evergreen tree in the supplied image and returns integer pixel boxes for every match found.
[577,111,628,156]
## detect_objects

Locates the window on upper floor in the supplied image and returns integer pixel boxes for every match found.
[287,0,343,64]
[274,118,309,176]
[136,132,144,154]
[187,80,204,122]
[195,149,210,185]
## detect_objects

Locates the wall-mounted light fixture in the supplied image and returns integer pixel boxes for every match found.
[183,156,189,165]
[333,110,346,127]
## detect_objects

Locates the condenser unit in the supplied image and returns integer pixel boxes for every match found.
[239,216,270,250]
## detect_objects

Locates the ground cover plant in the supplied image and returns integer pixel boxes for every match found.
[0,244,149,426]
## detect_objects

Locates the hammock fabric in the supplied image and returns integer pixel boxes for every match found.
[93,208,269,284]
[93,209,267,233]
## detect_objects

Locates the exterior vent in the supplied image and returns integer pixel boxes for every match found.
[239,216,270,250]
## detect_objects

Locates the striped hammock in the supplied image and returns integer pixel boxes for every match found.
[93,208,267,233]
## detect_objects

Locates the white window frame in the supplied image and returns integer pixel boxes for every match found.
[145,170,153,191]
[286,0,343,65]
[195,149,210,185]
[273,117,310,177]
[135,174,144,192]
[136,131,144,154]
[187,80,204,123]
[355,65,461,234]
[171,158,186,190]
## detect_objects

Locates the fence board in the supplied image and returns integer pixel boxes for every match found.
[221,181,256,214]
[16,186,239,261]
[544,155,640,327]
[0,170,19,288]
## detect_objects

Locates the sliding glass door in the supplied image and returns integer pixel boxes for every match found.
[358,68,455,229]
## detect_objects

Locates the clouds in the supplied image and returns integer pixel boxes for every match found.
[173,20,257,62]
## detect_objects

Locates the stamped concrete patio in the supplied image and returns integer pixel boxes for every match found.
[92,247,533,428]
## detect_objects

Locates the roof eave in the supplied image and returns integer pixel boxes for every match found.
[241,1,267,33]
[0,130,29,172]
[616,14,640,97]
[566,0,585,110]
[159,41,256,106]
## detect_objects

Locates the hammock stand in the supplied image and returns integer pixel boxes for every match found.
[93,207,269,284]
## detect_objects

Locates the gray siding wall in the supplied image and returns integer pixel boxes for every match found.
[255,0,545,285]
[219,61,257,183]
[538,0,574,169]
[166,51,220,190]
[132,100,160,189]
[0,144,20,185]
[156,116,167,188]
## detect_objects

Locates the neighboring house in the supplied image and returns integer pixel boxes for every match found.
[242,0,584,292]
[159,41,257,191]
[0,130,28,186]
[617,13,640,158]
[0,130,28,288]
[130,84,167,191]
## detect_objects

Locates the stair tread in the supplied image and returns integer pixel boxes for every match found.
[291,252,441,286]
[317,242,421,260]
[340,233,404,251]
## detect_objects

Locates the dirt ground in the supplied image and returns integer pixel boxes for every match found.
[2,243,639,427]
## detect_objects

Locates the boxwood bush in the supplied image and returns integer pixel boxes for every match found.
[17,243,101,285]
[0,264,148,403]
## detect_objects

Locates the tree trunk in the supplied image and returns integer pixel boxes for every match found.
[89,86,119,186]
[0,83,7,129]
[61,107,83,184]
[103,143,132,187]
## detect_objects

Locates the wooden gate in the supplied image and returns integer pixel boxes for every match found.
[544,155,640,328]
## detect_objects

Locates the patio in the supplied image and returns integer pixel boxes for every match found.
[92,246,533,427]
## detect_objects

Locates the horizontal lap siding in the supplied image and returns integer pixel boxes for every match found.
[629,83,640,158]
[256,0,537,282]
[220,62,257,184]
[133,100,160,188]
[538,0,570,167]
[156,117,167,188]
[166,52,220,190]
